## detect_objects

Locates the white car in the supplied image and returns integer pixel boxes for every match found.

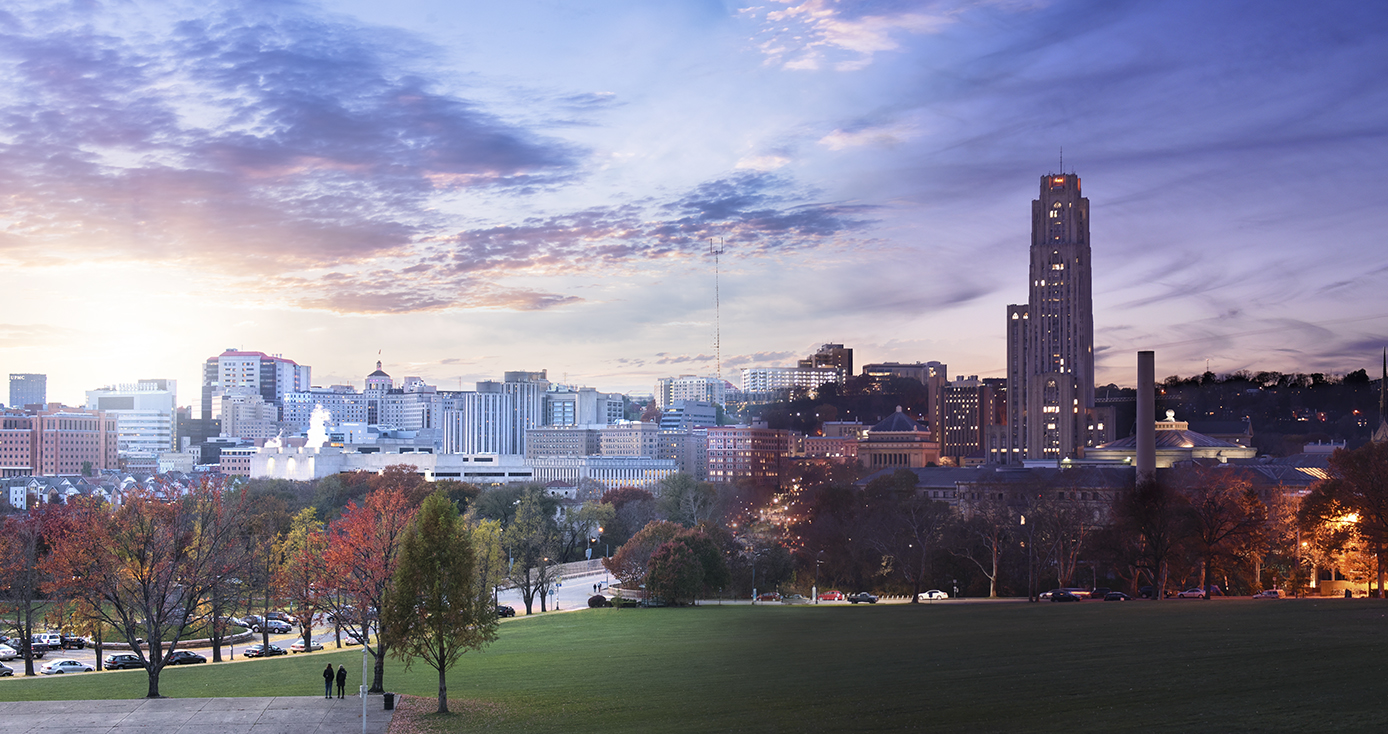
[1176,588,1207,598]
[0,643,17,660]
[918,590,948,601]
[289,639,324,653]
[41,659,95,674]
[1252,589,1282,599]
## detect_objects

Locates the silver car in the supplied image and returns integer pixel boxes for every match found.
[41,659,95,674]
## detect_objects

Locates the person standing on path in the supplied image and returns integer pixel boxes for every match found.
[336,664,347,699]
[323,663,334,699]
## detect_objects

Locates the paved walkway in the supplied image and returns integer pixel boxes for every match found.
[0,695,395,733]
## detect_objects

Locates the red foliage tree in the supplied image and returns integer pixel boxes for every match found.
[322,488,417,693]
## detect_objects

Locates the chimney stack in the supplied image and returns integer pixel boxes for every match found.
[1137,351,1155,480]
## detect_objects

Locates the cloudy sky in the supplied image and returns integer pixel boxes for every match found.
[3,0,1386,406]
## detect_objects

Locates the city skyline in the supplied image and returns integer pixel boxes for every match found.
[2,1,1386,406]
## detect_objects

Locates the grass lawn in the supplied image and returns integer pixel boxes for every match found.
[4,598,1386,732]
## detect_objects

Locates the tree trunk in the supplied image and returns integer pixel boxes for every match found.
[1378,544,1384,599]
[370,641,387,693]
[146,667,162,698]
[989,542,999,598]
[437,665,448,714]
[1201,554,1210,599]
[94,629,104,671]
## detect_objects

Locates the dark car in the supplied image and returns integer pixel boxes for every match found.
[846,592,879,604]
[165,650,206,665]
[103,653,143,670]
[1104,592,1131,601]
[60,633,87,650]
[265,611,296,626]
[495,605,516,618]
[253,619,293,634]
[242,643,286,658]
[1050,590,1083,602]
[1088,587,1112,599]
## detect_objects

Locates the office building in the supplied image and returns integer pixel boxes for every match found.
[658,400,717,430]
[0,406,119,476]
[9,373,46,409]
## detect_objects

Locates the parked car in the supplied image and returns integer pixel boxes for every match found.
[104,653,144,670]
[1177,588,1208,598]
[0,662,12,677]
[1104,592,1131,601]
[60,633,88,650]
[918,589,948,601]
[344,630,367,646]
[818,590,845,601]
[254,619,293,634]
[495,605,516,618]
[1253,589,1283,599]
[1089,587,1112,599]
[165,650,206,665]
[242,643,286,658]
[1050,590,1083,602]
[1039,589,1060,600]
[33,633,62,650]
[0,643,16,661]
[240,615,263,629]
[265,611,296,626]
[41,659,95,674]
[757,592,782,601]
[781,594,811,604]
[846,592,879,604]
[289,640,324,654]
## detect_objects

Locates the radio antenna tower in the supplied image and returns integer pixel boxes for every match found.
[710,238,726,380]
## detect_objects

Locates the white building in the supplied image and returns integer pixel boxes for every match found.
[218,389,280,439]
[544,385,624,426]
[656,375,728,408]
[84,380,177,470]
[283,387,369,430]
[740,366,838,393]
[659,400,717,430]
[443,388,513,455]
[527,455,677,491]
[249,445,534,483]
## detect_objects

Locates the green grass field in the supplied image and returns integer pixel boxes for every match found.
[4,599,1386,732]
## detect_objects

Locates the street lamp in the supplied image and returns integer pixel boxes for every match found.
[1021,514,1035,603]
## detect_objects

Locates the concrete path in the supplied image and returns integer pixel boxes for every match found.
[0,695,395,733]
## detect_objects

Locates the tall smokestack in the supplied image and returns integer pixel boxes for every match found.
[1137,351,1155,481]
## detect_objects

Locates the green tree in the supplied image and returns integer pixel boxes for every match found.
[603,520,681,590]
[557,502,615,562]
[646,529,730,605]
[383,492,498,714]
[658,474,718,527]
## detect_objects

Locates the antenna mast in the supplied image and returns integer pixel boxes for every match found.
[710,238,726,381]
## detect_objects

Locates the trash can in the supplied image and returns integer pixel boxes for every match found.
[383,692,395,711]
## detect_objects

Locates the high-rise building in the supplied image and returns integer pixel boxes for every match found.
[9,373,46,409]
[655,375,728,408]
[0,406,119,476]
[200,350,311,421]
[501,370,549,455]
[994,173,1112,462]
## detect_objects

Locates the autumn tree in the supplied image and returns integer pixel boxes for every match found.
[323,488,417,693]
[1174,467,1265,596]
[502,489,559,614]
[1116,477,1186,600]
[951,490,1014,598]
[1300,441,1388,596]
[370,464,432,507]
[658,473,719,527]
[603,519,682,590]
[0,512,48,676]
[276,507,328,651]
[865,490,953,601]
[646,529,730,605]
[42,479,247,697]
[383,492,497,714]
[600,487,658,546]
[556,502,615,563]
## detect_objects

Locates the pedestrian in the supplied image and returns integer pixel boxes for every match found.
[336,664,347,699]
[322,663,334,699]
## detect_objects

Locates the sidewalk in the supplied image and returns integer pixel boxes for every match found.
[0,695,395,733]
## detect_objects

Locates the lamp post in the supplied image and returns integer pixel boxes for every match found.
[1021,514,1035,603]
[813,552,823,604]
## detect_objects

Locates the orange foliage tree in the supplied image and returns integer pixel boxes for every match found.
[41,478,247,698]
